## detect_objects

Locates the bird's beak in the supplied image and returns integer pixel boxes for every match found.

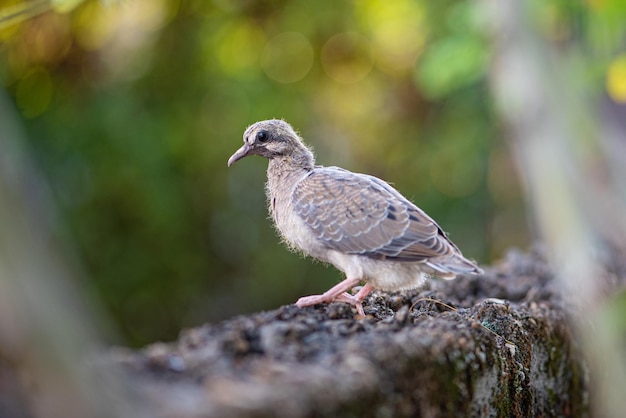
[227,143,251,167]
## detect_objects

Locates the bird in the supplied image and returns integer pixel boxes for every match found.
[228,119,482,316]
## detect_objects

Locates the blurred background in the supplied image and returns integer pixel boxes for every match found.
[0,0,624,348]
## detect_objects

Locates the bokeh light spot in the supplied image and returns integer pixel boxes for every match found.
[30,14,72,65]
[52,0,84,13]
[73,1,117,50]
[118,0,173,34]
[416,35,487,99]
[97,0,173,82]
[357,0,426,75]
[314,77,384,130]
[261,32,314,84]
[321,32,373,84]
[215,21,266,76]
[15,66,52,118]
[607,55,626,103]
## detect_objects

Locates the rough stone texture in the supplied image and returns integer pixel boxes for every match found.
[106,247,626,418]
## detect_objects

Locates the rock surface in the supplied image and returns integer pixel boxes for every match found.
[111,247,612,417]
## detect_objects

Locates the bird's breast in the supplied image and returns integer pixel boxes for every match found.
[267,178,327,259]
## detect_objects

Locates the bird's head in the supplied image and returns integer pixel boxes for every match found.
[228,119,314,168]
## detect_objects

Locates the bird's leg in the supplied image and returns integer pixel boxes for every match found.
[335,283,375,316]
[295,277,361,311]
[354,282,375,301]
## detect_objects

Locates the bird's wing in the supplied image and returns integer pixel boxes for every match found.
[292,167,460,262]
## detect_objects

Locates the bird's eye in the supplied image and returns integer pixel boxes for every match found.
[256,131,269,143]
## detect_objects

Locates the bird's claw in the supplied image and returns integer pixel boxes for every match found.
[295,292,365,316]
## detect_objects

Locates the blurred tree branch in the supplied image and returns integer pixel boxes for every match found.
[485,0,626,416]
[0,1,49,29]
[0,87,137,417]
[0,0,110,30]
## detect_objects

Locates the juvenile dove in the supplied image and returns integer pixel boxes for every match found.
[228,120,481,315]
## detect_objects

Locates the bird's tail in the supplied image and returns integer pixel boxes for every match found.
[425,254,482,280]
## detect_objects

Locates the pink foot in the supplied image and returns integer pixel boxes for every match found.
[335,293,366,316]
[295,281,375,316]
[296,294,333,307]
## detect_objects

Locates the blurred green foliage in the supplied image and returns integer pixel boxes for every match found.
[0,0,624,346]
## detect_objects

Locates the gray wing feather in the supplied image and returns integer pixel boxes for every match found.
[292,167,463,263]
